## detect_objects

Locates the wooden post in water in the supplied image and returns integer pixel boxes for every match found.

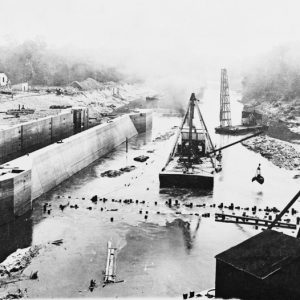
[125,137,128,153]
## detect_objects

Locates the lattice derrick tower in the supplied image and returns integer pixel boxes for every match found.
[220,68,232,127]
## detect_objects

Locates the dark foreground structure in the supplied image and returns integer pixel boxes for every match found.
[215,229,300,300]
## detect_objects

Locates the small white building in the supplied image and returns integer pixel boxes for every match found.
[0,73,8,86]
[12,82,29,92]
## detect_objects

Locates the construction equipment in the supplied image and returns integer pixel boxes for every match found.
[252,163,264,184]
[215,68,268,135]
[268,190,300,230]
[214,190,300,230]
[159,93,217,189]
[208,130,265,155]
[160,93,265,189]
[215,213,296,230]
[219,69,232,128]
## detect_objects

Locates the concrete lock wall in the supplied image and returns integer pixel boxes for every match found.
[129,110,152,133]
[30,114,138,200]
[0,111,151,217]
[0,126,22,162]
[0,109,89,164]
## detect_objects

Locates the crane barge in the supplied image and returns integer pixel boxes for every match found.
[159,93,266,189]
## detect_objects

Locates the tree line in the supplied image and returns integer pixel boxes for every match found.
[0,39,123,86]
[242,44,300,103]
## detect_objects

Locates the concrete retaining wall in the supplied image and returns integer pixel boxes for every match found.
[0,108,88,164]
[0,112,152,218]
[30,114,138,200]
[129,110,152,133]
[0,126,22,162]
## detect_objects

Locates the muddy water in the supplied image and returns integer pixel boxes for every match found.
[1,87,300,298]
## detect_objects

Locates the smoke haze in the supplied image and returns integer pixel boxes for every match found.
[1,0,300,101]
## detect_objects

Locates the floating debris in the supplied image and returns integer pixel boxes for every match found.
[91,195,98,203]
[134,155,149,162]
[51,239,63,246]
[30,271,38,280]
[101,166,136,177]
[89,279,96,292]
[153,131,175,142]
[59,201,69,211]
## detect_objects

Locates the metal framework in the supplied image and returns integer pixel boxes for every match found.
[215,213,296,230]
[163,93,214,169]
[219,68,232,127]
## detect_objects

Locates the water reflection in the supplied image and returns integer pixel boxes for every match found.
[166,218,201,252]
[0,210,32,263]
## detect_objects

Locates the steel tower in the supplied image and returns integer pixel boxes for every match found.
[219,69,232,127]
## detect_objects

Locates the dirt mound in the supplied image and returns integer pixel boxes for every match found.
[71,78,103,91]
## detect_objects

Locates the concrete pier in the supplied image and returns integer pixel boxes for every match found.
[0,111,152,220]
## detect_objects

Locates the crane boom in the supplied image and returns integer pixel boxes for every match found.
[208,130,264,155]
[267,190,300,230]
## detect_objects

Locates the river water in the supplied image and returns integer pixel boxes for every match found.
[1,85,300,298]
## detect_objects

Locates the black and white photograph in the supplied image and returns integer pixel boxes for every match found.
[0,0,300,299]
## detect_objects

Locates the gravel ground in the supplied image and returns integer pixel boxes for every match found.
[0,83,157,129]
[242,135,300,171]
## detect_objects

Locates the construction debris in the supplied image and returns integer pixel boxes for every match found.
[100,166,136,177]
[243,136,300,170]
[0,246,41,277]
[29,271,38,280]
[133,155,149,162]
[51,239,64,246]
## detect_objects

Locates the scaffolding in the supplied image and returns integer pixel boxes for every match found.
[219,69,232,127]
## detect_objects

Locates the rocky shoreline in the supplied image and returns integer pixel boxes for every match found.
[242,135,300,171]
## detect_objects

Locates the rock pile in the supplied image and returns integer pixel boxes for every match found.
[242,136,300,170]
[153,131,175,142]
[0,245,41,277]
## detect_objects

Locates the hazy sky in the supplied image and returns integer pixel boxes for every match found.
[0,0,299,91]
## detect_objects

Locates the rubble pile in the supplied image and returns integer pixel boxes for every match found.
[133,155,149,162]
[100,166,136,177]
[153,131,175,142]
[0,245,41,277]
[0,289,25,299]
[242,136,300,170]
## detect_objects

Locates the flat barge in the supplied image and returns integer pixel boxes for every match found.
[215,124,268,135]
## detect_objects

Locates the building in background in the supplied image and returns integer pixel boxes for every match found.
[0,73,8,87]
[12,82,29,92]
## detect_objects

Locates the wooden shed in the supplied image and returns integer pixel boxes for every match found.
[215,230,300,300]
[242,110,263,126]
